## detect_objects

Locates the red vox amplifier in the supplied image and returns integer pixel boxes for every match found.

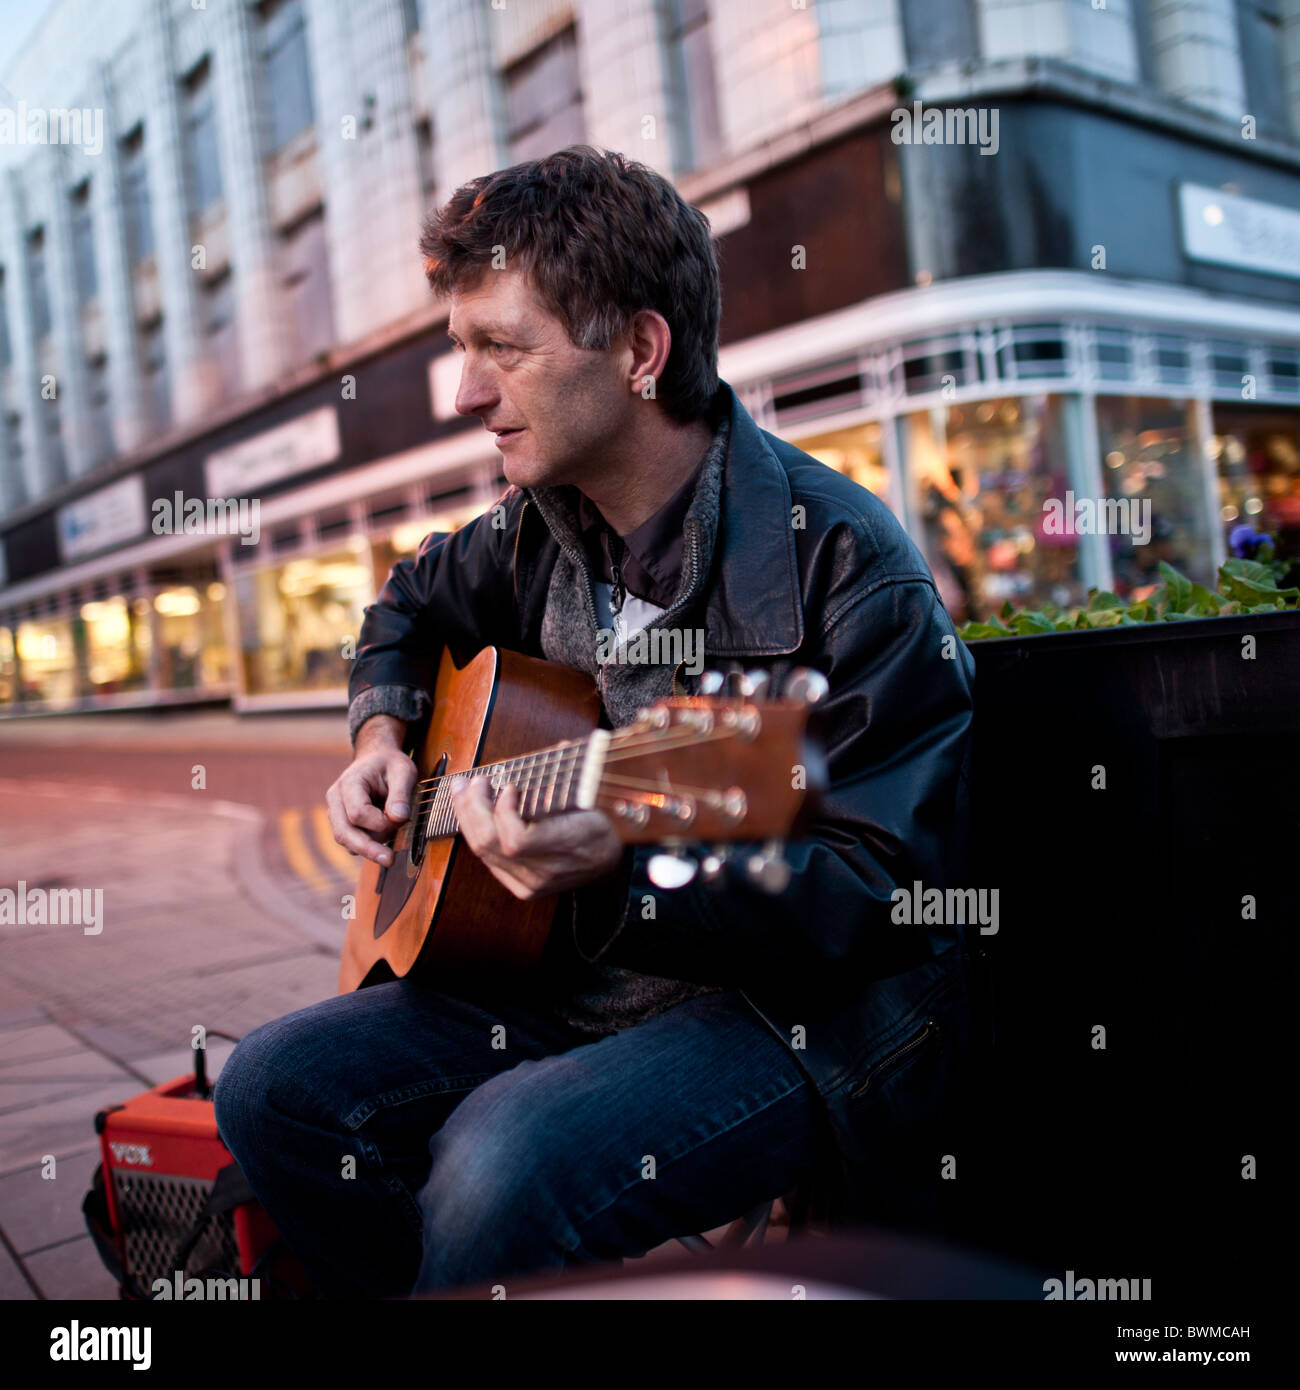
[84,1071,309,1300]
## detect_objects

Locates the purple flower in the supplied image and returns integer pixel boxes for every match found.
[1229,524,1273,559]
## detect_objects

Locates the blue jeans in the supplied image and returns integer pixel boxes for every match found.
[213,978,819,1297]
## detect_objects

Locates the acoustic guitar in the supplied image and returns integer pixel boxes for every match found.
[338,646,827,992]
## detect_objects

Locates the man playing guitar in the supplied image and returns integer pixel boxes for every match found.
[215,145,977,1298]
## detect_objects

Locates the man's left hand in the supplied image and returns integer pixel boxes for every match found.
[451,777,624,900]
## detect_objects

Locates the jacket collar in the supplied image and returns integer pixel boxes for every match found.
[525,379,803,658]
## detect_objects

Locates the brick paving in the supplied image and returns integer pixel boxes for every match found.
[0,712,352,1298]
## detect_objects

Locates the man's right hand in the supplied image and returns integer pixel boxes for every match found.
[325,715,417,867]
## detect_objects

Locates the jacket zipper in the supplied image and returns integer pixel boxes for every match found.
[849,1016,940,1100]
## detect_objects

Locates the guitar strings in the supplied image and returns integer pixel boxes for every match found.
[405,724,743,817]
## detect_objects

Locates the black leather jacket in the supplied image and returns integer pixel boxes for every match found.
[350,380,978,1222]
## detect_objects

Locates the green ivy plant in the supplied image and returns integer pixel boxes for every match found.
[958,557,1299,641]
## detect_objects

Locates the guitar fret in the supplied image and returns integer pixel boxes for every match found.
[419,739,592,841]
[560,743,574,813]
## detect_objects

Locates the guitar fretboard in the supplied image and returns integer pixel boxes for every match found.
[416,737,592,838]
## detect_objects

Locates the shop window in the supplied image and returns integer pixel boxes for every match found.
[234,545,372,695]
[81,596,151,695]
[1096,395,1212,595]
[790,420,891,506]
[154,582,231,691]
[1150,336,1191,387]
[0,625,15,704]
[907,394,1083,622]
[1092,330,1133,382]
[504,25,586,163]
[1211,406,1300,579]
[14,616,78,707]
[772,362,863,425]
[997,325,1068,380]
[1209,340,1250,393]
[902,345,970,396]
[1265,347,1299,397]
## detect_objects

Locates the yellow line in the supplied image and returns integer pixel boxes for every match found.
[311,804,359,877]
[278,809,333,895]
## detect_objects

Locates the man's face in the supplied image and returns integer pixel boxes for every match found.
[447,267,628,492]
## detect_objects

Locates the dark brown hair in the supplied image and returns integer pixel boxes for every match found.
[419,146,721,423]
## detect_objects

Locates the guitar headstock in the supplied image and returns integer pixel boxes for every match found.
[595,667,830,891]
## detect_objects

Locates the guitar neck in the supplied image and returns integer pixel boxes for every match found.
[410,698,814,847]
[417,735,601,839]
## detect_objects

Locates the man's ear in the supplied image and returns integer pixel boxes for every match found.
[625,308,672,393]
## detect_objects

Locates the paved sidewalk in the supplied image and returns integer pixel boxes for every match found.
[0,776,341,1299]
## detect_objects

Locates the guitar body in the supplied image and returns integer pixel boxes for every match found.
[338,647,602,993]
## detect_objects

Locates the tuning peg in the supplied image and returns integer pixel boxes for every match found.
[784,668,829,704]
[700,846,731,882]
[647,847,698,890]
[698,670,726,696]
[745,839,791,894]
[741,669,771,700]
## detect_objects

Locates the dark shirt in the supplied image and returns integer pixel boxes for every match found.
[575,457,704,611]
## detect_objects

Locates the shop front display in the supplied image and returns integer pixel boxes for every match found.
[152,581,232,692]
[1095,396,1213,596]
[902,395,1083,623]
[232,543,373,697]
[80,596,151,697]
[13,615,79,708]
[1212,406,1300,580]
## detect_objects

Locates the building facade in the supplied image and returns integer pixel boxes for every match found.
[1,0,1298,715]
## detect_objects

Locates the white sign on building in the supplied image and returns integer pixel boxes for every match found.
[205,405,342,497]
[1179,183,1300,282]
[56,475,147,563]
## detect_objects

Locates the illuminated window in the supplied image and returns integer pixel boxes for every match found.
[234,545,372,694]
[154,584,232,691]
[1096,396,1213,594]
[906,395,1083,622]
[15,617,78,707]
[81,596,151,694]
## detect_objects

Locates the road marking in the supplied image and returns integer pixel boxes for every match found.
[277,808,333,895]
[311,804,358,875]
